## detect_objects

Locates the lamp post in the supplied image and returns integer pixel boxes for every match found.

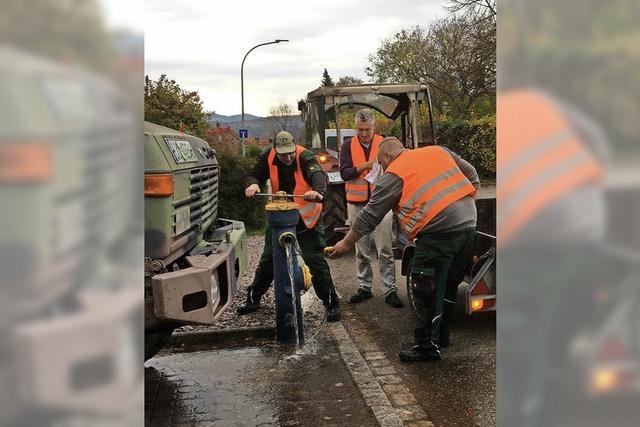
[240,39,289,157]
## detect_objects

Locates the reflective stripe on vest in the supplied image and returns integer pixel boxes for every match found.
[345,134,384,203]
[268,145,323,229]
[497,90,602,245]
[386,146,476,241]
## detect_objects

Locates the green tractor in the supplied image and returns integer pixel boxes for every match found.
[144,122,247,360]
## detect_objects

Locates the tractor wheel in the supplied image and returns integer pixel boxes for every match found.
[322,183,347,245]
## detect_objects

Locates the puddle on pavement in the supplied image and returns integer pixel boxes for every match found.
[145,328,377,426]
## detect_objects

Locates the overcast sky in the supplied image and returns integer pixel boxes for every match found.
[141,0,447,117]
[99,0,144,33]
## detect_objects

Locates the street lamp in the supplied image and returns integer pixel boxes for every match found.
[240,39,289,156]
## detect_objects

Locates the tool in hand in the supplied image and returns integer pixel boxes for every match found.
[255,193,305,198]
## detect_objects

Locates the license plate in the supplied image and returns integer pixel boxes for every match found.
[175,206,191,235]
[327,171,343,184]
[165,137,198,164]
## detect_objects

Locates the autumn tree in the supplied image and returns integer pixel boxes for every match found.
[366,15,495,117]
[144,74,213,138]
[447,0,496,20]
[336,75,364,86]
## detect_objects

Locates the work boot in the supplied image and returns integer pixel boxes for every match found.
[325,304,341,322]
[236,292,261,315]
[384,292,404,308]
[399,346,441,362]
[349,288,373,304]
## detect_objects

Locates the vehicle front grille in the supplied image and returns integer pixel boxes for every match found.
[172,165,218,237]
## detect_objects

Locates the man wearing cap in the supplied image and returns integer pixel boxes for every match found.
[329,137,480,361]
[340,108,402,308]
[237,131,341,322]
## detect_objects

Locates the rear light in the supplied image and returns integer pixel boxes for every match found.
[470,280,495,311]
[597,337,627,362]
[471,280,490,295]
[591,366,636,394]
[144,174,174,197]
[471,300,483,310]
[0,142,52,182]
[591,367,617,393]
[470,298,496,311]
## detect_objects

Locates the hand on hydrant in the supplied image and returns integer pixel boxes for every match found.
[303,190,323,202]
[245,184,260,198]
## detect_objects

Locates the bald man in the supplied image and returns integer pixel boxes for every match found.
[329,138,480,362]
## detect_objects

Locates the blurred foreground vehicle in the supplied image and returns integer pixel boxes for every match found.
[144,122,247,360]
[0,46,141,424]
[569,182,640,400]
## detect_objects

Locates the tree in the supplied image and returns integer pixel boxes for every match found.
[336,75,364,86]
[447,0,496,20]
[321,68,335,86]
[144,74,213,138]
[365,16,495,117]
[267,103,298,137]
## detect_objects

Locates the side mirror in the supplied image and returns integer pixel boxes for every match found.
[297,100,307,122]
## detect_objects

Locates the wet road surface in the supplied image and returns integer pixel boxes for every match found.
[146,334,377,426]
[329,256,496,427]
[146,250,495,426]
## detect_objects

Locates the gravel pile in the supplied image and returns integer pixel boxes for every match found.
[176,234,326,334]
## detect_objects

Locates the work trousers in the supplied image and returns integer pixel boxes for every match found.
[247,224,340,307]
[410,228,475,352]
[347,202,398,295]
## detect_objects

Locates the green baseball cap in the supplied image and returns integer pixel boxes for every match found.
[274,131,296,154]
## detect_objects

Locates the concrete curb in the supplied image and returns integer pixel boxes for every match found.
[166,287,332,351]
[343,316,434,426]
[330,322,405,427]
[167,326,275,348]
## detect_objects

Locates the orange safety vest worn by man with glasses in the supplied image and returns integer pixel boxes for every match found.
[339,109,402,309]
[239,131,341,322]
[329,137,480,362]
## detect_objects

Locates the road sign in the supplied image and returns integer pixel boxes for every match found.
[239,129,248,138]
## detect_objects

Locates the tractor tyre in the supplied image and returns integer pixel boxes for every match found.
[321,183,347,245]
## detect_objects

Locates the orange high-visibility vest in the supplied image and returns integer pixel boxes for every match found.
[386,146,476,241]
[345,134,384,203]
[497,90,603,244]
[268,145,323,229]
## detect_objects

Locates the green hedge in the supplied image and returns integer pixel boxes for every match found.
[434,115,496,179]
[215,148,266,232]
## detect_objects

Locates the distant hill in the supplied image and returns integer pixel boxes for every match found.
[210,113,304,140]
[210,113,262,123]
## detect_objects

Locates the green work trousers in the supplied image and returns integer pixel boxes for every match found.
[410,227,476,352]
[247,224,340,307]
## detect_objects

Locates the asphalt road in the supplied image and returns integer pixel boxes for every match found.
[328,255,496,427]
[147,236,496,426]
